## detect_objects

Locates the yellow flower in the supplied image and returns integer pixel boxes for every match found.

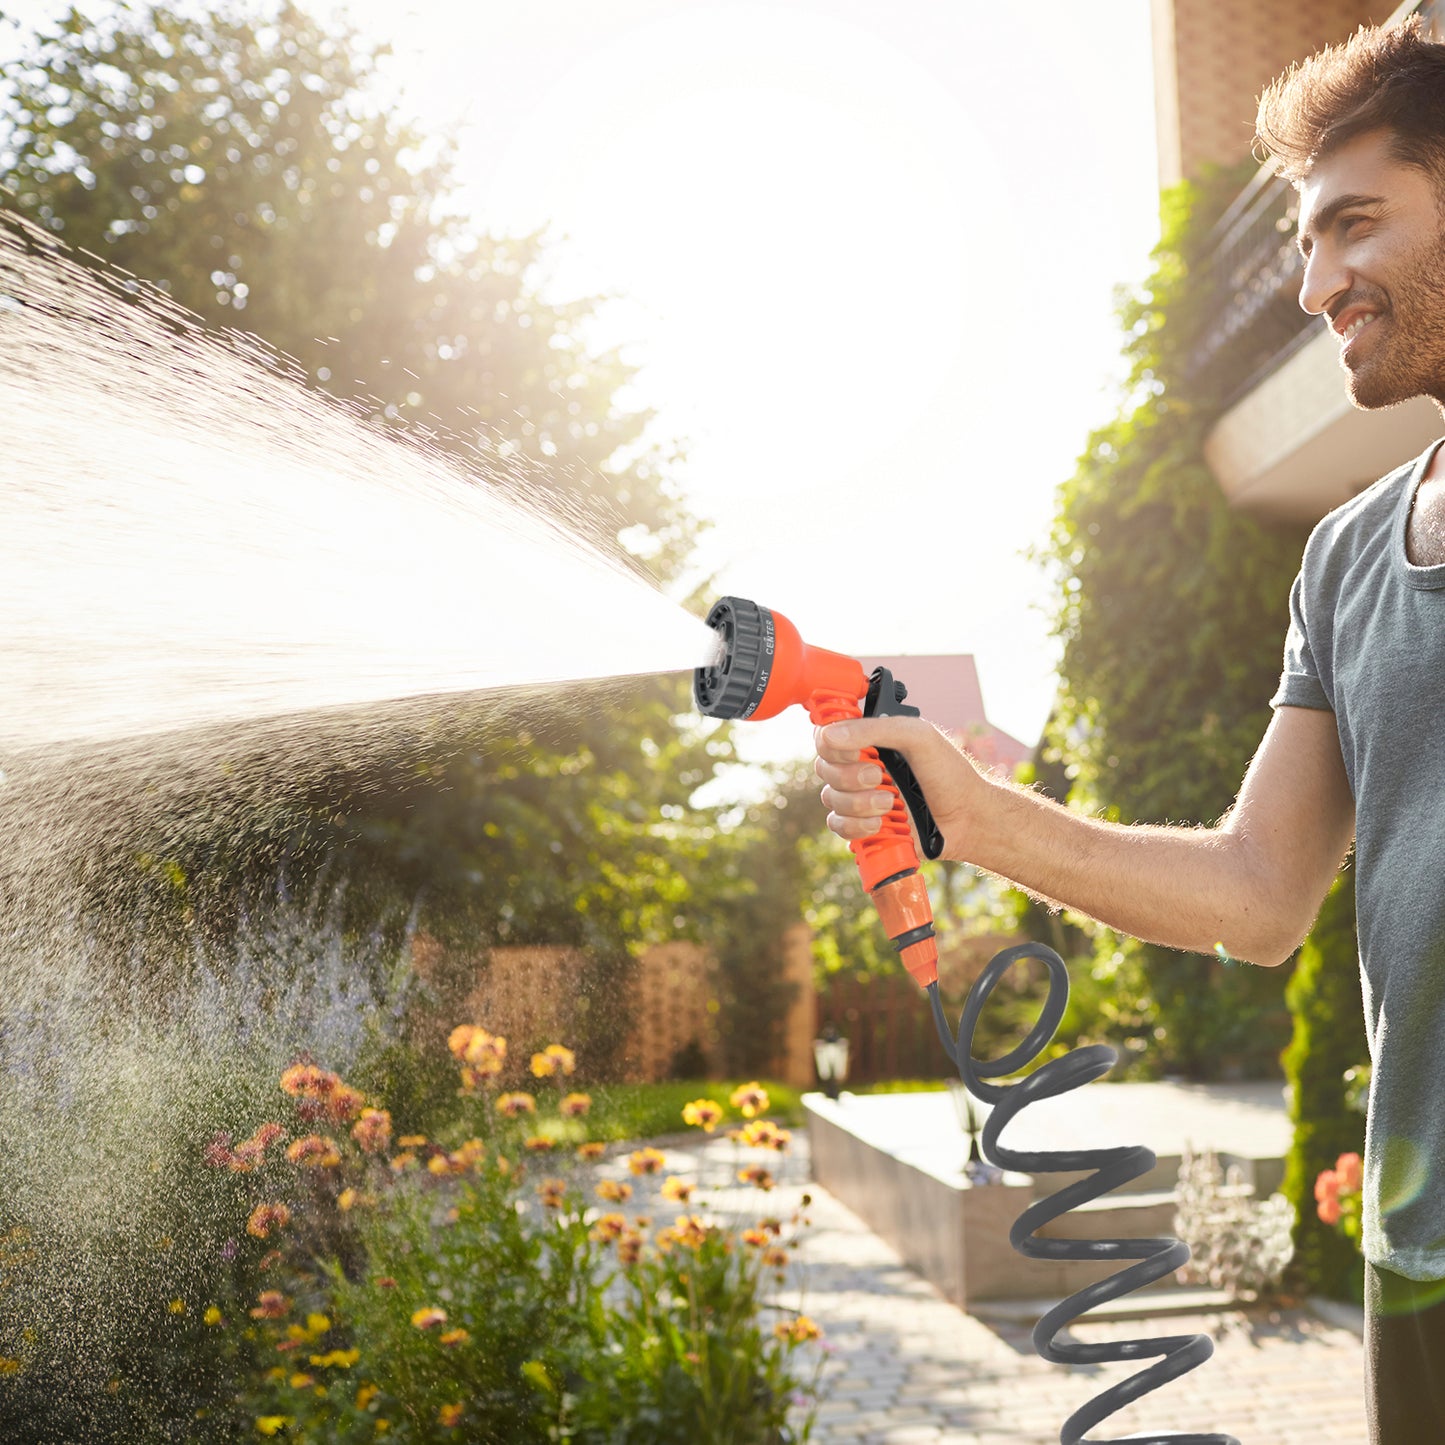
[577,1141,606,1160]
[617,1230,643,1266]
[411,1307,447,1330]
[204,1306,224,1327]
[496,1092,536,1117]
[255,1417,292,1436]
[289,1372,314,1389]
[738,1165,776,1191]
[628,1148,666,1176]
[524,1135,556,1153]
[438,1402,464,1428]
[596,1178,632,1203]
[168,1299,186,1315]
[560,1092,591,1118]
[0,1357,23,1377]
[310,1348,361,1369]
[530,1051,557,1078]
[306,1313,332,1336]
[338,1188,359,1211]
[537,1178,568,1209]
[774,1315,823,1343]
[356,1382,378,1410]
[741,1227,770,1247]
[739,1120,791,1151]
[544,1043,577,1075]
[682,1099,724,1132]
[390,1152,417,1172]
[438,1328,469,1347]
[397,1134,427,1149]
[661,1176,695,1204]
[729,1083,770,1119]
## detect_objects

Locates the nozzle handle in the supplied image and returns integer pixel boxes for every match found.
[865,668,945,861]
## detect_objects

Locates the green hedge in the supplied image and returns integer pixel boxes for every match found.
[1280,875,1367,1300]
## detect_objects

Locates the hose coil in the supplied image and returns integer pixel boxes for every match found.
[930,942,1242,1445]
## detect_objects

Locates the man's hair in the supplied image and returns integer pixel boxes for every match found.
[1256,16,1445,186]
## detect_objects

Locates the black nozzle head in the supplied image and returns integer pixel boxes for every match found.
[693,595,774,719]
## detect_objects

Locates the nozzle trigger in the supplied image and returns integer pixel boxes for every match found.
[864,668,944,861]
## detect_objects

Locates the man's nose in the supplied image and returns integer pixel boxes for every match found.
[1299,244,1349,318]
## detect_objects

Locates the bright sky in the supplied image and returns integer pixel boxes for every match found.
[4,0,1162,762]
[323,0,1163,759]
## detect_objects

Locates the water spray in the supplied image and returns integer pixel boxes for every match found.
[696,597,1241,1445]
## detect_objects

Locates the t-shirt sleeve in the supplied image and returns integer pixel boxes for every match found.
[1270,569,1332,711]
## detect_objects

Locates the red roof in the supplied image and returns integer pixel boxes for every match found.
[856,654,1032,777]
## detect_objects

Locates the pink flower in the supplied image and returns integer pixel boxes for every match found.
[1317,1195,1343,1225]
[1336,1152,1363,1192]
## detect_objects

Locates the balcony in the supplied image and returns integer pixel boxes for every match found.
[1192,0,1445,523]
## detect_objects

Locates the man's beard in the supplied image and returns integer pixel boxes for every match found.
[1345,225,1445,410]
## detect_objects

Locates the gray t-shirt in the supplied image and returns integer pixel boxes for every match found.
[1272,438,1445,1280]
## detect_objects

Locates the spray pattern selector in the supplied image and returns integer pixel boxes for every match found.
[694,596,942,988]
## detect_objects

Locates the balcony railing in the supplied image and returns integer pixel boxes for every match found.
[1185,0,1445,408]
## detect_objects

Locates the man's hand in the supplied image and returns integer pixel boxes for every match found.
[813,715,983,857]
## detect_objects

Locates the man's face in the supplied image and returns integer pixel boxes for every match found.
[1297,128,1445,409]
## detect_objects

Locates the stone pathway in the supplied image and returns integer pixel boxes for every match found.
[786,1182,1367,1445]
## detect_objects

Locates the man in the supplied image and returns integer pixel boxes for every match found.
[813,19,1445,1443]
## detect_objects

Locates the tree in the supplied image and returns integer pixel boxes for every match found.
[0,1,694,565]
[0,1,718,981]
[1040,171,1311,1078]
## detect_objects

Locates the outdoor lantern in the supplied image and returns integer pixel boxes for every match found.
[947,1077,1000,1182]
[812,1024,849,1100]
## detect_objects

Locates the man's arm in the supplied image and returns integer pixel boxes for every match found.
[814,705,1355,968]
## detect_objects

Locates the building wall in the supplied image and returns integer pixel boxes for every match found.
[1151,0,1391,186]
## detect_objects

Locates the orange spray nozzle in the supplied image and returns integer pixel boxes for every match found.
[694,596,942,988]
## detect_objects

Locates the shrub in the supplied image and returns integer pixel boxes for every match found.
[214,1046,823,1442]
[1279,876,1367,1300]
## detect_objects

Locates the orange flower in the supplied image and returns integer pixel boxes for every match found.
[496,1092,536,1118]
[596,1179,632,1204]
[560,1093,592,1118]
[410,1307,447,1330]
[629,1148,666,1176]
[448,1026,507,1076]
[438,1403,464,1428]
[250,1291,290,1320]
[351,1108,392,1154]
[337,1188,359,1211]
[285,1135,341,1169]
[326,1084,366,1124]
[589,1212,627,1244]
[661,1177,695,1204]
[729,1083,770,1119]
[1314,1169,1341,1203]
[763,1246,789,1269]
[1337,1152,1363,1192]
[537,1178,568,1210]
[524,1136,556,1153]
[658,1214,710,1252]
[438,1328,469,1347]
[577,1141,606,1160]
[682,1099,723,1132]
[617,1230,643,1266]
[397,1134,427,1149]
[545,1044,576,1075]
[741,1227,769,1247]
[390,1152,417,1172]
[246,1203,292,1240]
[280,1063,331,1098]
[774,1315,822,1343]
[1318,1194,1343,1225]
[738,1166,775,1191]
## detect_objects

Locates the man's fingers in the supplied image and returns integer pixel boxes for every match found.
[819,783,895,820]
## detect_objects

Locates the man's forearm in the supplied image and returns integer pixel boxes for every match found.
[962,773,1291,967]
